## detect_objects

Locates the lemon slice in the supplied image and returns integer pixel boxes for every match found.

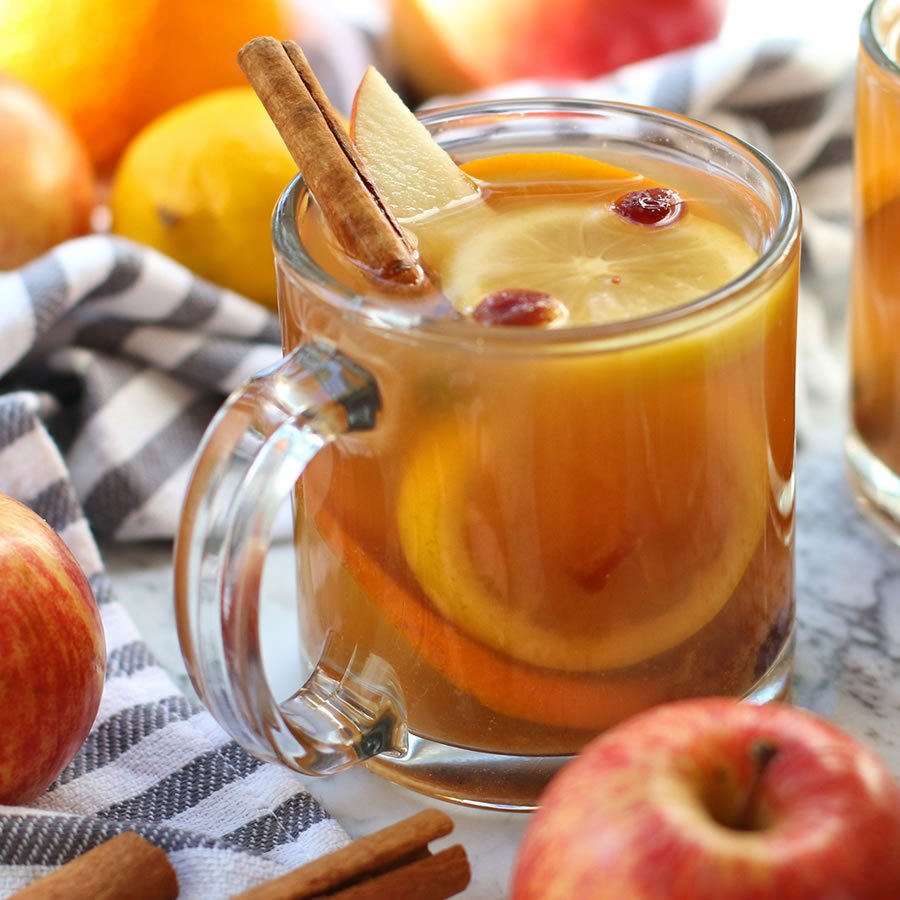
[438,201,757,325]
[396,407,767,673]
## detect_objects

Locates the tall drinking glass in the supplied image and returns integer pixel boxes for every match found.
[848,0,900,541]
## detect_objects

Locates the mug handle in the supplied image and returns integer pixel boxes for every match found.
[174,341,406,775]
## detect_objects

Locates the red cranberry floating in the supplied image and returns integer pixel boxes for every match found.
[472,289,566,327]
[612,187,684,227]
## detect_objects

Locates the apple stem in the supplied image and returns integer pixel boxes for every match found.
[735,740,778,831]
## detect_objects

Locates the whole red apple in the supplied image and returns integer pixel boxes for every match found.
[512,699,900,899]
[0,495,105,804]
[0,75,95,269]
[391,0,728,100]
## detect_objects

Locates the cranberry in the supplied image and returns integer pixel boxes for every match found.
[612,187,684,227]
[472,289,566,327]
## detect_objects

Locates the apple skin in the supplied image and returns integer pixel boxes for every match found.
[391,0,727,100]
[0,495,106,804]
[0,75,95,269]
[512,699,900,899]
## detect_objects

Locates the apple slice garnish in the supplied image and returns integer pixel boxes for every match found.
[350,65,478,221]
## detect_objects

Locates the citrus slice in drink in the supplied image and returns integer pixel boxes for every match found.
[393,162,767,671]
[312,499,672,731]
[396,390,767,673]
[433,196,757,325]
[461,151,639,190]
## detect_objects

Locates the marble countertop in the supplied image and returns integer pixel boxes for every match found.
[103,419,900,899]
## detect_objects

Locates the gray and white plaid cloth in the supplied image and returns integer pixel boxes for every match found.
[0,22,855,900]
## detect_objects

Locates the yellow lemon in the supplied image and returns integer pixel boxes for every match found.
[110,87,297,309]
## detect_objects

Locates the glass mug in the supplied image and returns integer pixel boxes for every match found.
[174,100,801,811]
[848,0,900,542]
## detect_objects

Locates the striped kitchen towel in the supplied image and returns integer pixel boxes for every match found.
[0,238,348,898]
[0,27,856,900]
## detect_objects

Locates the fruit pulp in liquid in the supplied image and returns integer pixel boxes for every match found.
[279,151,798,756]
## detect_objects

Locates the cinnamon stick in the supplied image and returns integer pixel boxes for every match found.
[326,845,470,900]
[232,809,468,900]
[237,37,426,290]
[11,832,178,900]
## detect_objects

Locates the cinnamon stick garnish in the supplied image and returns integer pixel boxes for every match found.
[233,809,469,900]
[11,832,178,900]
[238,37,426,290]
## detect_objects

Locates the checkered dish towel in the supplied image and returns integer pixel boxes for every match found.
[0,32,853,900]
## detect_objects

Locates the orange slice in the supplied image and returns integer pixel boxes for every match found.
[313,502,667,731]
[461,151,639,188]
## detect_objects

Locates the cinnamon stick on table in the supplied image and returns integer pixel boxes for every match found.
[11,832,178,900]
[233,809,470,900]
[238,36,427,291]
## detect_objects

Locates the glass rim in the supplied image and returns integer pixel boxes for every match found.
[862,0,900,78]
[272,97,800,349]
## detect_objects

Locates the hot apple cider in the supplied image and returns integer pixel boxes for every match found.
[278,140,798,760]
[175,43,801,811]
[849,0,900,537]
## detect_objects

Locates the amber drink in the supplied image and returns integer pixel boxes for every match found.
[849,0,900,540]
[273,102,800,807]
[176,88,800,811]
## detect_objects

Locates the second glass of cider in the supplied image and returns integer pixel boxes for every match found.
[849,0,900,541]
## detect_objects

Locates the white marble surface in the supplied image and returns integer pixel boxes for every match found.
[103,416,900,899]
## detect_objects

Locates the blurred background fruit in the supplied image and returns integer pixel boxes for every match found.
[0,0,290,172]
[0,75,94,269]
[110,87,298,309]
[390,0,728,99]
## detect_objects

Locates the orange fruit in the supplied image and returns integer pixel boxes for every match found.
[0,0,290,171]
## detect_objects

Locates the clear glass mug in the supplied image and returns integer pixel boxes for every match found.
[848,0,900,542]
[174,99,801,811]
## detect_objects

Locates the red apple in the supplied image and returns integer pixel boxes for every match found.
[0,75,95,269]
[512,699,900,899]
[0,495,105,804]
[390,0,728,100]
